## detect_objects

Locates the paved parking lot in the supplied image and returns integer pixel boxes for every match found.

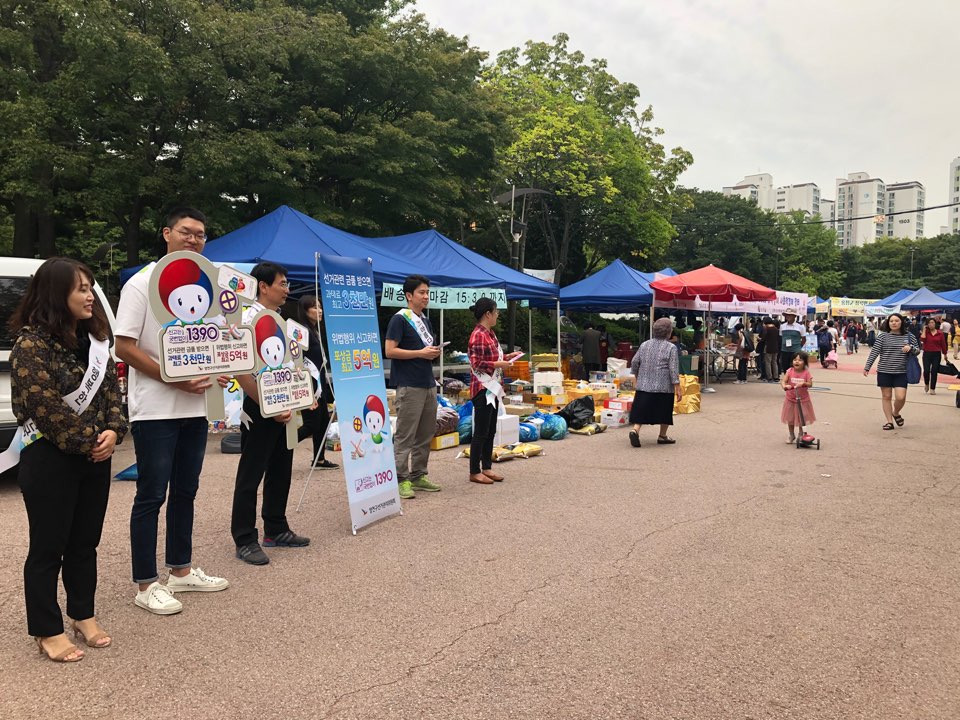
[1,368,958,719]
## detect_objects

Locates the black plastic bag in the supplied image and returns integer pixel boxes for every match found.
[937,362,959,377]
[557,395,596,430]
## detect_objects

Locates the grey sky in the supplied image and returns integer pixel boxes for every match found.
[412,0,960,231]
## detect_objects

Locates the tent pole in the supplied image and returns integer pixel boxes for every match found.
[528,306,533,361]
[703,301,716,393]
[439,308,444,392]
[556,299,562,378]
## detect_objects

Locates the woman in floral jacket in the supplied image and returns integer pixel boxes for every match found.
[8,258,127,662]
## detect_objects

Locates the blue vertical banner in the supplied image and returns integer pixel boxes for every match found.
[317,255,402,533]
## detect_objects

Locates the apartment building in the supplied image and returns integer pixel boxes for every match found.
[885,181,925,239]
[951,156,960,233]
[722,173,775,208]
[835,172,885,248]
[723,174,827,217]
[818,199,835,228]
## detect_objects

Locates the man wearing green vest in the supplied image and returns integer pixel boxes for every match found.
[778,311,806,378]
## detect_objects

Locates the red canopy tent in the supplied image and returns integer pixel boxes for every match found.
[649,265,776,391]
[648,264,777,302]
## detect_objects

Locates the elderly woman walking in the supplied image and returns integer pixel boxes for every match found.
[628,318,682,448]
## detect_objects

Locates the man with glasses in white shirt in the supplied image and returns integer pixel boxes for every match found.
[116,207,229,615]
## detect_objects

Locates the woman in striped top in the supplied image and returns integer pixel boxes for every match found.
[863,313,920,430]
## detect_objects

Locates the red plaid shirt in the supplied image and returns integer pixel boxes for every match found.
[468,324,501,397]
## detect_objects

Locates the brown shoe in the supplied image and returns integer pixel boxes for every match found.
[481,470,504,482]
[469,473,494,484]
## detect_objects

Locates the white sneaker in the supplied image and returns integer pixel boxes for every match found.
[134,582,183,615]
[166,567,230,593]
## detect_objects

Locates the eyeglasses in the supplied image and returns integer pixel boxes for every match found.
[173,228,207,242]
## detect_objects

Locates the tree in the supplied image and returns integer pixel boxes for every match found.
[484,34,691,283]
[665,189,776,283]
[775,212,842,297]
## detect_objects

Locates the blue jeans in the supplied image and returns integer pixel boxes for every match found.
[129,418,207,583]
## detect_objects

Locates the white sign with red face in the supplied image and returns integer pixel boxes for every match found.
[148,251,257,381]
[249,309,314,418]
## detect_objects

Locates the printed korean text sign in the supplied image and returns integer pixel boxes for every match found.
[380,283,507,310]
[319,255,401,533]
[249,309,314,417]
[148,251,257,380]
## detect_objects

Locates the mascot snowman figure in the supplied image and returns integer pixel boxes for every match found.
[157,258,213,326]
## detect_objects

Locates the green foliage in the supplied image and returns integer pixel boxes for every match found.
[484,34,692,284]
[0,0,504,271]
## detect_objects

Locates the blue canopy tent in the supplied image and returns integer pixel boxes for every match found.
[534,259,673,311]
[528,260,676,310]
[200,206,423,290]
[365,228,559,302]
[864,288,915,315]
[939,288,960,304]
[896,287,960,311]
[125,206,560,303]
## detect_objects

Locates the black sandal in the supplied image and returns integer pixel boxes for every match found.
[893,415,904,427]
[628,431,641,448]
[657,436,676,444]
[882,422,894,431]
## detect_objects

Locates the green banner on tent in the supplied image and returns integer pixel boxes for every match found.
[380,283,507,309]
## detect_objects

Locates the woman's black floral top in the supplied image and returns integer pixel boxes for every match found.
[10,325,127,456]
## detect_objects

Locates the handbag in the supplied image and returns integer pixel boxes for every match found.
[906,354,921,385]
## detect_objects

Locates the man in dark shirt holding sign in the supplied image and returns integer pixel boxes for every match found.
[384,275,442,500]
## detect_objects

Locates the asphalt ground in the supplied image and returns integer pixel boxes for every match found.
[1,361,958,720]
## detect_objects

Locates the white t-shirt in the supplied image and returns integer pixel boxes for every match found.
[115,262,206,422]
[941,321,952,335]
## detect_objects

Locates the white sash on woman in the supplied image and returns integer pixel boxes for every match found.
[471,338,504,407]
[0,334,110,472]
[398,308,434,347]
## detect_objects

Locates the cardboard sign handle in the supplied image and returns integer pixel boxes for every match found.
[205,381,225,420]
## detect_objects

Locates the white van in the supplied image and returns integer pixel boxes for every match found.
[0,258,123,473]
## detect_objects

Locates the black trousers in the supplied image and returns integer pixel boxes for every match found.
[470,390,499,475]
[19,438,111,637]
[297,401,329,464]
[922,350,942,389]
[779,351,797,376]
[737,357,748,381]
[231,397,293,547]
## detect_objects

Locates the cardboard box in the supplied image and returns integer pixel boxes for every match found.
[504,393,524,405]
[430,432,460,451]
[503,404,535,417]
[470,410,521,445]
[600,409,629,427]
[604,397,633,412]
[534,393,567,406]
[493,414,520,446]
[522,392,537,404]
[325,439,342,452]
[568,387,610,403]
[589,381,618,394]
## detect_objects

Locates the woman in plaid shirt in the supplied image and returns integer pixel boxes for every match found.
[467,298,523,485]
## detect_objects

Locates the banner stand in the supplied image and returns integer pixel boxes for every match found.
[313,252,403,534]
[295,404,338,514]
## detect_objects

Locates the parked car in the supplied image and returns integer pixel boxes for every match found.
[0,257,123,478]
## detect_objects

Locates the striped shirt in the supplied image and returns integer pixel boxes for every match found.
[864,332,920,374]
[630,339,680,393]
